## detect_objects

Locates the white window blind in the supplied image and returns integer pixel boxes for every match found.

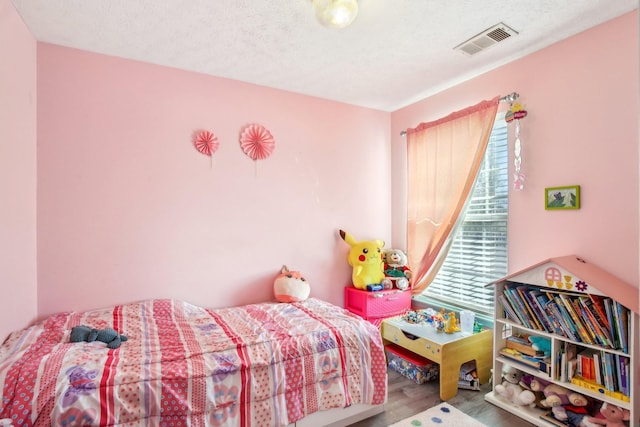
[420,115,508,316]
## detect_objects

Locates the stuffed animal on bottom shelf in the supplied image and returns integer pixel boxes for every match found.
[70,325,128,349]
[581,402,631,427]
[381,249,412,290]
[273,265,311,302]
[339,229,385,290]
[518,375,547,409]
[527,377,593,423]
[494,365,537,408]
[529,379,589,409]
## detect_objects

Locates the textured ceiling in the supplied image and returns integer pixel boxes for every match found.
[10,0,638,111]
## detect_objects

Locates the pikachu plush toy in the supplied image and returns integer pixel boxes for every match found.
[339,229,385,290]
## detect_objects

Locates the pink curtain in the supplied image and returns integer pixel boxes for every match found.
[406,97,499,294]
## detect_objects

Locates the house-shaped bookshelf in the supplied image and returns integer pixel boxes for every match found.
[496,255,638,315]
[485,255,639,426]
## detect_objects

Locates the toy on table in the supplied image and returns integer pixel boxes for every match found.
[70,325,128,349]
[274,265,310,302]
[381,249,412,290]
[428,308,446,332]
[443,312,460,333]
[494,365,537,408]
[402,310,430,324]
[339,229,385,290]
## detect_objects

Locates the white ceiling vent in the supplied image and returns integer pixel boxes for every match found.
[454,23,519,56]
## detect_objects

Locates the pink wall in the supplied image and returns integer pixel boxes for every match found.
[4,4,637,331]
[391,11,639,289]
[36,45,391,317]
[0,0,38,340]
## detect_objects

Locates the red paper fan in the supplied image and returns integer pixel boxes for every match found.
[239,124,275,161]
[194,130,219,156]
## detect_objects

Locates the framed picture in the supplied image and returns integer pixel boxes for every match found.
[545,185,580,210]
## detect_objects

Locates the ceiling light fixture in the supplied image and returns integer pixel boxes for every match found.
[312,0,359,29]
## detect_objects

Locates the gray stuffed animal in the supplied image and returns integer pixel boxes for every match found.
[70,325,128,349]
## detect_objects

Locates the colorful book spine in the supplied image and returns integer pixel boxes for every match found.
[498,293,522,325]
[557,293,593,344]
[614,301,629,354]
[588,294,610,328]
[617,355,630,396]
[579,296,613,348]
[577,303,609,348]
[572,300,600,346]
[515,285,544,331]
[602,352,616,392]
[545,299,577,341]
[604,298,620,349]
[553,296,582,342]
[527,289,556,333]
[504,286,533,329]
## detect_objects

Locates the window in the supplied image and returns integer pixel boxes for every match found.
[419,114,508,316]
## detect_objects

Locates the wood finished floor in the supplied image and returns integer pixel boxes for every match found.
[348,368,535,426]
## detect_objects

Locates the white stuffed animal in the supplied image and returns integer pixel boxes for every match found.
[494,365,536,408]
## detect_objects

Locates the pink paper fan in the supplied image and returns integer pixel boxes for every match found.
[194,130,219,156]
[239,124,275,161]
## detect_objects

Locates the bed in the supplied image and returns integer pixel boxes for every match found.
[0,298,387,426]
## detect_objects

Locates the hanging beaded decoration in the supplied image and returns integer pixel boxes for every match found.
[505,102,528,191]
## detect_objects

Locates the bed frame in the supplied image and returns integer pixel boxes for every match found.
[291,403,385,427]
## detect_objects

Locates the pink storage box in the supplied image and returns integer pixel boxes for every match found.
[344,287,411,322]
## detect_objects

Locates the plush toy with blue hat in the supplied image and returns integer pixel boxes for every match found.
[528,335,551,357]
[70,325,128,349]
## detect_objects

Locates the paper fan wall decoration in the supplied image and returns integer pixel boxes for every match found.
[194,130,219,156]
[239,124,275,161]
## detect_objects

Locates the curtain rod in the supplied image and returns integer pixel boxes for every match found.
[400,92,519,136]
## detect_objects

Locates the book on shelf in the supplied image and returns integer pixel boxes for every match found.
[551,296,582,341]
[576,348,598,382]
[573,348,630,399]
[526,288,558,333]
[500,282,630,355]
[578,296,614,347]
[615,354,630,396]
[498,294,522,325]
[503,284,534,329]
[603,298,619,349]
[505,335,544,357]
[501,288,527,327]
[572,299,603,346]
[601,352,617,392]
[613,301,629,354]
[532,290,565,336]
[558,342,577,383]
[544,299,577,341]
[516,285,547,332]
[556,293,594,344]
[570,375,630,402]
[499,347,551,374]
[588,294,611,328]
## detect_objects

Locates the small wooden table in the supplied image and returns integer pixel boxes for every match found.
[381,316,493,401]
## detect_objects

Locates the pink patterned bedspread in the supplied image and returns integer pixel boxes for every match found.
[0,298,386,426]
